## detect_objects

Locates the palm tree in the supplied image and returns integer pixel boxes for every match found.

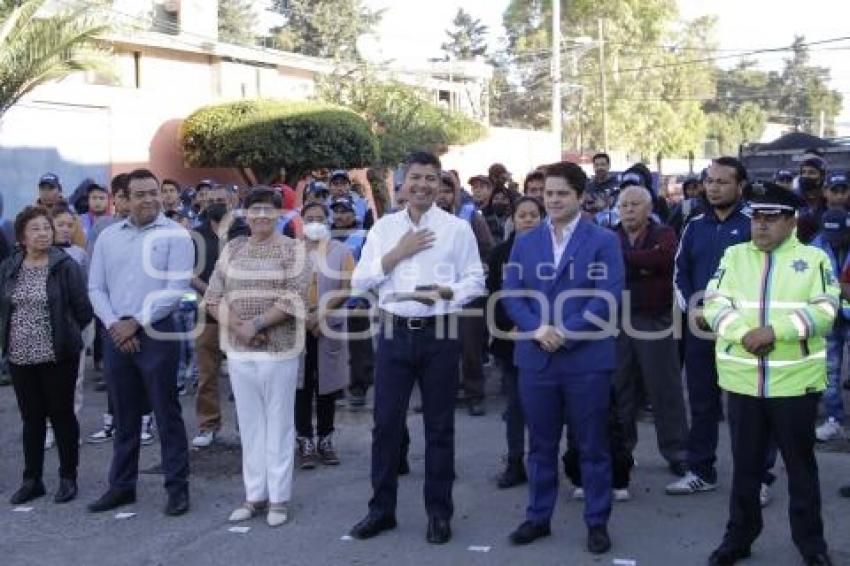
[0,0,108,118]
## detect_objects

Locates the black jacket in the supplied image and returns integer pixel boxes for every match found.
[486,233,517,363]
[0,247,93,363]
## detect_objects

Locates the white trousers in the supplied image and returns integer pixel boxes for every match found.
[229,356,299,504]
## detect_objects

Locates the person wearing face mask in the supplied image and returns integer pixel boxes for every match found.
[189,185,250,449]
[330,196,374,409]
[796,156,828,244]
[294,202,354,469]
[483,186,516,244]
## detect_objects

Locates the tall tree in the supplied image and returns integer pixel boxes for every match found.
[0,0,108,119]
[218,0,257,46]
[270,0,382,60]
[440,8,488,60]
[775,36,843,136]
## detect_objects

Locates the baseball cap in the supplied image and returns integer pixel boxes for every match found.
[196,179,215,190]
[306,180,329,196]
[774,169,794,183]
[38,173,60,188]
[468,174,491,186]
[329,170,350,182]
[329,196,355,212]
[827,172,849,190]
[821,208,850,239]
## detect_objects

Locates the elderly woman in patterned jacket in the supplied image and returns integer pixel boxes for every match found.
[0,206,93,505]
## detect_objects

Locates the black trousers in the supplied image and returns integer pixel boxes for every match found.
[10,356,80,481]
[104,319,189,495]
[725,392,826,557]
[295,333,338,438]
[347,311,374,394]
[369,320,460,520]
[459,298,487,401]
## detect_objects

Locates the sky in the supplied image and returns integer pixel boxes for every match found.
[365,0,850,124]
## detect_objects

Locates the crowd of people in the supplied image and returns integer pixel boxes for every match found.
[0,148,847,565]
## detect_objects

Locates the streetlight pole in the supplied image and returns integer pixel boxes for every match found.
[552,0,562,155]
[598,18,608,152]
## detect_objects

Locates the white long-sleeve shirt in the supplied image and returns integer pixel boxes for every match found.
[351,205,485,317]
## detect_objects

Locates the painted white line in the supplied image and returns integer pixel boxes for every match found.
[12,507,33,513]
[114,512,137,520]
[228,526,251,534]
[467,545,491,553]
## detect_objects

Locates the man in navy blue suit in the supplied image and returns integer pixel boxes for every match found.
[502,161,625,554]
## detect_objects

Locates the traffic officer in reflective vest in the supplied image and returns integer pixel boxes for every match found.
[703,182,838,566]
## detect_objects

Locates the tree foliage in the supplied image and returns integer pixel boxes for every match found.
[180,99,378,185]
[318,69,487,167]
[270,0,382,60]
[0,0,108,118]
[440,8,488,60]
[497,1,844,156]
[217,0,257,46]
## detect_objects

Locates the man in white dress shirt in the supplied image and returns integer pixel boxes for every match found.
[348,151,485,544]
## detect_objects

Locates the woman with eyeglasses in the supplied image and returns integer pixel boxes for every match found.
[203,187,310,527]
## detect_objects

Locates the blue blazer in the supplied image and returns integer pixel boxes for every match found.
[502,218,625,374]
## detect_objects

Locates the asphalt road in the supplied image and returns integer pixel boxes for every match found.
[1,365,849,566]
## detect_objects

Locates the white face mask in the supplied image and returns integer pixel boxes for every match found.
[304,221,330,241]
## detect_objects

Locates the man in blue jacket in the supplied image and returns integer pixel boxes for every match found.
[502,161,624,555]
[669,157,752,496]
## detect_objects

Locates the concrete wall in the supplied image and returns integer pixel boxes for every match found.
[440,127,561,186]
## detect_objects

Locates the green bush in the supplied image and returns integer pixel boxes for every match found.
[180,99,378,183]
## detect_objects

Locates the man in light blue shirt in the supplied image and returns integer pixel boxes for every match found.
[87,169,193,517]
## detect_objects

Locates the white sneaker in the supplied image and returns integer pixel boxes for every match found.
[192,430,216,448]
[665,471,717,495]
[140,415,155,446]
[815,417,844,442]
[614,488,631,502]
[572,487,585,500]
[267,503,288,527]
[760,483,772,508]
[44,426,55,450]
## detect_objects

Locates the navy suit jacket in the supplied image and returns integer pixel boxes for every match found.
[502,218,625,374]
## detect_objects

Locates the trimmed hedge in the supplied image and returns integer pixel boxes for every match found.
[180,99,378,182]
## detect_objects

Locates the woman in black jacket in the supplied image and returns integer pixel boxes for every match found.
[487,197,545,489]
[0,206,93,505]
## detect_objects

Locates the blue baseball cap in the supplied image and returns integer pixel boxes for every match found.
[774,169,794,183]
[38,173,61,188]
[329,196,355,212]
[827,172,849,190]
[329,170,350,182]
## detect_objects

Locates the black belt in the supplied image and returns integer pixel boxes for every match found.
[389,313,449,331]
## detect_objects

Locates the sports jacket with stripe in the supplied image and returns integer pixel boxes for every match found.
[704,236,839,398]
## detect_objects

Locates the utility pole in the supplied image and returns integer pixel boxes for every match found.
[552,0,562,155]
[598,18,608,152]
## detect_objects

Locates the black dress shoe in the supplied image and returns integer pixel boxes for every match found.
[708,543,751,565]
[54,479,77,504]
[669,461,688,478]
[9,479,46,505]
[426,517,451,544]
[87,489,136,513]
[165,490,189,516]
[509,520,551,545]
[497,458,527,489]
[839,485,850,498]
[587,525,612,554]
[467,400,486,417]
[804,553,833,566]
[349,514,397,539]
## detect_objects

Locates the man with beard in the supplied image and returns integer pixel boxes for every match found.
[670,157,776,501]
